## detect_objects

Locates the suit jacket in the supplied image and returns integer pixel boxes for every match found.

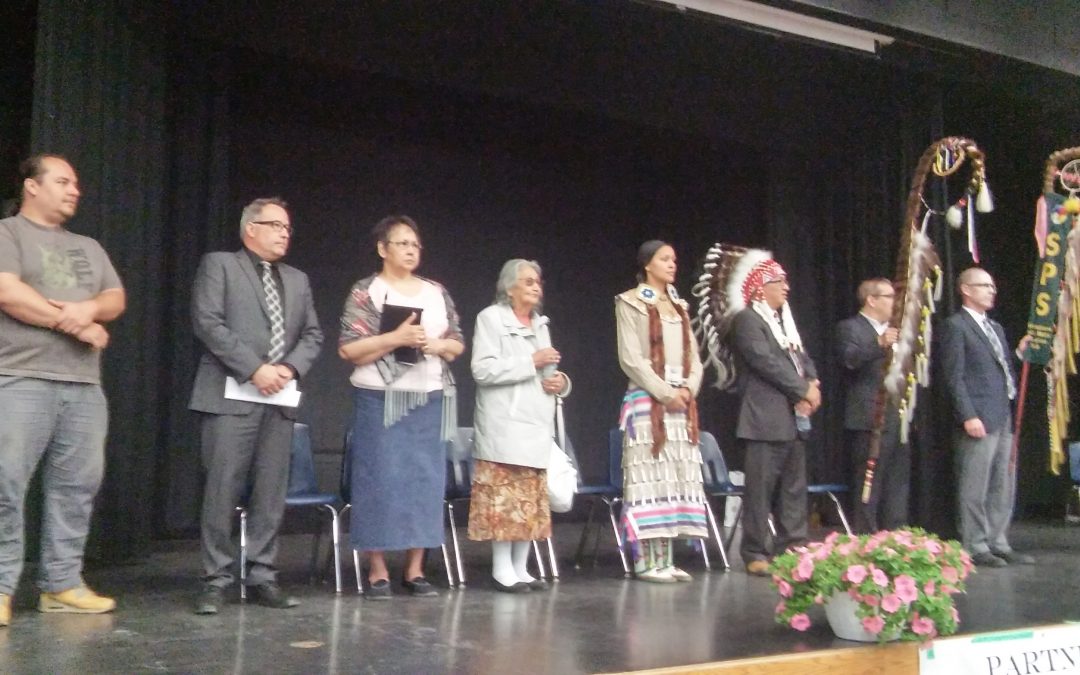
[730,307,817,441]
[835,313,887,431]
[940,309,1015,433]
[188,249,324,419]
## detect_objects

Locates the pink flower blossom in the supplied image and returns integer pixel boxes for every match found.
[870,567,889,588]
[862,594,880,607]
[861,615,885,634]
[837,542,857,556]
[825,531,841,544]
[880,593,902,613]
[941,566,959,584]
[894,575,918,603]
[813,545,833,561]
[814,594,824,605]
[924,539,942,554]
[777,579,793,598]
[790,613,811,631]
[775,601,787,614]
[923,580,936,595]
[844,564,868,584]
[793,556,815,582]
[848,588,861,599]
[911,616,937,636]
[951,606,960,623]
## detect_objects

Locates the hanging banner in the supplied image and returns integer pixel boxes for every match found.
[1023,192,1070,366]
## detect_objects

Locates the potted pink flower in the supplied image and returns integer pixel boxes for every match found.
[769,527,974,642]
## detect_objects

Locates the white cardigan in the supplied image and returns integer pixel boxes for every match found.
[471,304,569,469]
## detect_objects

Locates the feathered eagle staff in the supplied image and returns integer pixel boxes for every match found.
[864,137,994,503]
[1021,147,1080,476]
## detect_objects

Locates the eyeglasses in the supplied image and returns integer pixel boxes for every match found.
[251,220,293,235]
[387,240,423,251]
[872,293,896,298]
[968,283,997,290]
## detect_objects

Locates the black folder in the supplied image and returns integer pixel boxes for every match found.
[379,303,423,364]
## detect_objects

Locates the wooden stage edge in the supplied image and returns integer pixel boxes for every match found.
[615,623,1078,675]
[616,641,919,675]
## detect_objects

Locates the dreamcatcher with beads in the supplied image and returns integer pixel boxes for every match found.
[862,137,994,504]
[1021,148,1080,476]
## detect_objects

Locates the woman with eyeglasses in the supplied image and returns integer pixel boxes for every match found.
[615,240,707,583]
[468,259,571,592]
[338,215,465,599]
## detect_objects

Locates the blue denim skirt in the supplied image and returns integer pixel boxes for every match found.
[348,387,446,550]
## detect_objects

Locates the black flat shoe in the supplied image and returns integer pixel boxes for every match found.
[493,579,531,594]
[402,576,438,597]
[247,582,299,609]
[526,579,549,591]
[366,579,392,600]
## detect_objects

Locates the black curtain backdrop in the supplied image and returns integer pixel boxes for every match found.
[22,0,1080,561]
[28,0,168,561]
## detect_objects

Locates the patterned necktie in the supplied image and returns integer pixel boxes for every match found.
[980,317,1016,400]
[260,261,286,363]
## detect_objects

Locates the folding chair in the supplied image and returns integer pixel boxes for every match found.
[238,422,342,599]
[698,431,740,569]
[1066,442,1080,523]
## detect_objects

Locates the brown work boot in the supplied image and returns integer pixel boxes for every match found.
[39,585,116,614]
[746,560,771,577]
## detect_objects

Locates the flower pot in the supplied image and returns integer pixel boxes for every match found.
[824,591,899,642]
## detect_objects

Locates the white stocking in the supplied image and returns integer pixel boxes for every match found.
[511,541,536,584]
[492,541,518,587]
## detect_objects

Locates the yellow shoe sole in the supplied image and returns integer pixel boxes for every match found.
[38,596,116,614]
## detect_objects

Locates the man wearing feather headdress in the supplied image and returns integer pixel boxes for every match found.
[941,267,1034,567]
[728,258,820,576]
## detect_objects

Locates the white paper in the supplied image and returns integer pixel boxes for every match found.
[224,376,302,408]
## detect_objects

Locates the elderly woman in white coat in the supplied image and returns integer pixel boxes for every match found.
[468,259,571,593]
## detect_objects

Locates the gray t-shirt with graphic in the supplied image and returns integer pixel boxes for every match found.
[0,214,123,384]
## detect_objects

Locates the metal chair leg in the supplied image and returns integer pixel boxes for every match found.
[447,501,466,586]
[352,549,363,595]
[545,537,559,579]
[321,504,342,594]
[574,499,598,569]
[827,491,854,535]
[605,497,630,576]
[704,499,730,569]
[440,543,455,588]
[238,507,248,601]
[532,540,547,578]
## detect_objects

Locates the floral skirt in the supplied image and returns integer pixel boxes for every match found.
[467,460,551,541]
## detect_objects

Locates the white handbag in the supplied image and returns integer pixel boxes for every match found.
[548,397,578,513]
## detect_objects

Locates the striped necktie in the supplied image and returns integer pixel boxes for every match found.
[260,261,286,363]
[980,316,1016,400]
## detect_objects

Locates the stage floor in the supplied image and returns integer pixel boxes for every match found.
[2,520,1077,674]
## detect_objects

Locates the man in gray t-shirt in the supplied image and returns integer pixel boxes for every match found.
[0,155,126,627]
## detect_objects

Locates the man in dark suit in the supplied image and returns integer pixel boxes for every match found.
[941,267,1033,567]
[190,197,323,613]
[836,278,908,533]
[729,258,820,576]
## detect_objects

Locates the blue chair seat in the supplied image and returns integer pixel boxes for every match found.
[807,483,848,494]
[286,493,339,507]
[238,422,342,598]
